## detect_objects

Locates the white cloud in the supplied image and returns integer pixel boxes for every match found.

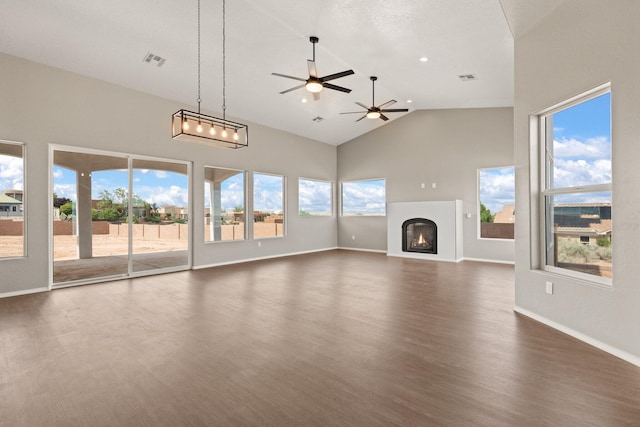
[53,169,64,179]
[342,181,385,214]
[479,168,515,214]
[553,136,610,159]
[139,185,188,207]
[155,171,168,179]
[0,155,24,192]
[54,184,76,201]
[553,159,611,188]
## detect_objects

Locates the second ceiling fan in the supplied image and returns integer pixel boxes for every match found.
[272,36,354,101]
[341,76,409,121]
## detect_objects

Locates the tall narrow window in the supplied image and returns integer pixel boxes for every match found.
[478,167,515,239]
[0,141,24,258]
[538,86,611,282]
[298,178,332,216]
[341,179,386,216]
[253,172,285,238]
[204,167,246,242]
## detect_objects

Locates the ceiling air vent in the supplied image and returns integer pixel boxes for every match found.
[312,116,324,123]
[143,52,166,67]
[458,74,477,81]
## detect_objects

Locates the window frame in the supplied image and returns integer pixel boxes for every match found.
[535,83,612,286]
[0,139,26,260]
[252,171,286,239]
[298,177,334,217]
[477,166,515,241]
[204,166,247,243]
[341,178,387,217]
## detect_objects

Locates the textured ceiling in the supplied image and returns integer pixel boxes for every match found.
[0,0,547,145]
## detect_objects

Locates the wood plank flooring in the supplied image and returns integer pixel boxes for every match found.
[1,250,639,426]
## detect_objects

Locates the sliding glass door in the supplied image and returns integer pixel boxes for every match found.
[131,159,189,273]
[52,147,190,286]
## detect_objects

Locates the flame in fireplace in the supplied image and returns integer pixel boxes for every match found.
[417,233,425,245]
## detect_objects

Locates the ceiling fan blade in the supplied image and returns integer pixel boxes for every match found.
[340,111,366,114]
[356,115,367,122]
[380,114,390,121]
[355,102,370,110]
[307,60,318,78]
[312,92,321,101]
[323,83,352,93]
[279,84,306,94]
[377,99,397,109]
[380,108,409,113]
[272,72,306,82]
[320,69,355,82]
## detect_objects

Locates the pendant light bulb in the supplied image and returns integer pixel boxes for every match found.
[233,129,239,141]
[222,127,228,138]
[182,117,189,130]
[196,120,203,133]
[209,124,216,135]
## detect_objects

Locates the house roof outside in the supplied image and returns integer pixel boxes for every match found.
[0,194,21,204]
[493,205,515,224]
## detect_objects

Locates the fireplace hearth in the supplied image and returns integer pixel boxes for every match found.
[403,218,437,254]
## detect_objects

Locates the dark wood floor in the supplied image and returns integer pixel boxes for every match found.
[1,250,639,426]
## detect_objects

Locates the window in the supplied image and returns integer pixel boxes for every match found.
[204,167,246,242]
[537,85,611,282]
[298,178,332,216]
[341,179,386,216]
[478,167,515,239]
[0,141,25,258]
[253,172,284,238]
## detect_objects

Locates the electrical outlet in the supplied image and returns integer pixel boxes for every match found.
[352,235,356,240]
[258,241,261,247]
[431,183,437,189]
[545,281,553,295]
[421,183,425,189]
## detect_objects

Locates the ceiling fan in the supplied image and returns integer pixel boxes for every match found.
[341,76,409,121]
[272,36,354,101]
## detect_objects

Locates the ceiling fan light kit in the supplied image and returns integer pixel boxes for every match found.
[172,0,248,149]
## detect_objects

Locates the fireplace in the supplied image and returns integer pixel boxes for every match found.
[402,218,437,254]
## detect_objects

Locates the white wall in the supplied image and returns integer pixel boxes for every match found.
[337,107,515,262]
[0,53,337,295]
[513,0,640,362]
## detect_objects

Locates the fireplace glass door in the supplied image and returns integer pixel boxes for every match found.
[402,218,437,254]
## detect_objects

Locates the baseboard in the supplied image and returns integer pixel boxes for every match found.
[0,287,49,299]
[514,306,640,368]
[337,246,387,254]
[463,257,515,265]
[193,247,338,270]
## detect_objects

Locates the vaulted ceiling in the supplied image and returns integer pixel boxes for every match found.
[0,0,566,145]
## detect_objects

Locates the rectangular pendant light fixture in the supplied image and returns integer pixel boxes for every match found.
[172,0,247,149]
[172,109,248,149]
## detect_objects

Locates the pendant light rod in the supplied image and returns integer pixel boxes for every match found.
[310,36,319,62]
[197,0,201,114]
[222,0,226,122]
[371,76,377,105]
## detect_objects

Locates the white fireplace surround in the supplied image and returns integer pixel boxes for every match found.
[387,200,463,262]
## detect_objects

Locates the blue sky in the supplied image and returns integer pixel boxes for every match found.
[204,172,245,211]
[551,92,611,192]
[253,173,283,213]
[53,167,188,207]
